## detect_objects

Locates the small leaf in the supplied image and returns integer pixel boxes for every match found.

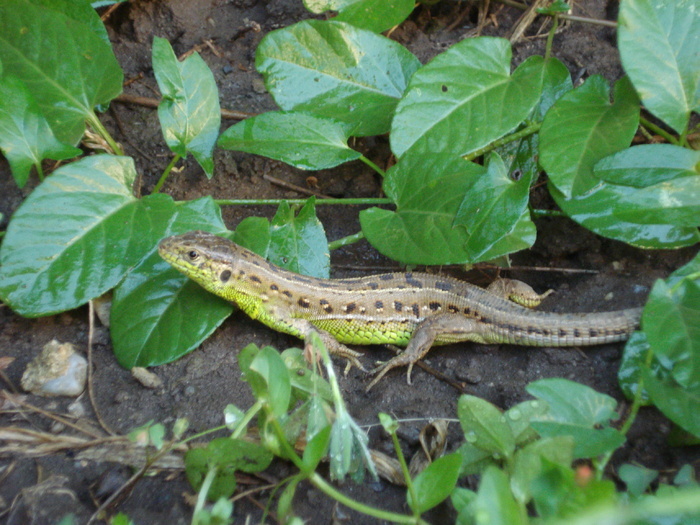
[618,0,700,133]
[218,111,361,170]
[472,466,528,525]
[0,0,123,145]
[503,400,550,445]
[0,75,81,187]
[153,36,220,177]
[540,75,639,198]
[391,38,544,158]
[255,20,420,136]
[250,346,292,417]
[332,0,415,33]
[511,436,575,504]
[269,198,329,279]
[643,369,700,438]
[618,464,658,496]
[457,395,515,459]
[408,453,461,514]
[527,378,619,426]
[618,331,658,404]
[302,425,331,470]
[232,216,271,256]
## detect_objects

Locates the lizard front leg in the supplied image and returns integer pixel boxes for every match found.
[366,314,482,391]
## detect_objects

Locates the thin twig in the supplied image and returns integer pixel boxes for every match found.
[382,345,471,394]
[262,174,333,199]
[114,93,256,120]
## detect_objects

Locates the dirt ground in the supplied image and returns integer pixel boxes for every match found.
[1,1,698,524]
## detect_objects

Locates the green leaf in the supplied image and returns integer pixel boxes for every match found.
[595,144,700,188]
[32,0,111,45]
[643,370,700,438]
[618,331,658,404]
[269,198,329,279]
[232,216,271,256]
[250,346,292,417]
[503,399,550,446]
[152,36,220,177]
[510,436,575,504]
[391,38,544,158]
[643,276,700,389]
[408,453,461,514]
[0,0,123,145]
[0,155,152,316]
[454,152,536,261]
[618,463,658,496]
[361,149,534,265]
[218,111,361,170]
[451,487,477,525]
[527,378,626,458]
[540,75,639,198]
[110,197,232,368]
[255,20,420,136]
[302,425,331,470]
[618,0,700,134]
[551,181,700,249]
[472,467,528,525]
[456,441,495,476]
[457,395,515,459]
[590,145,700,228]
[332,0,415,33]
[0,75,81,187]
[536,57,573,119]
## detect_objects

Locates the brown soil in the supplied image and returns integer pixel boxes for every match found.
[0,1,697,524]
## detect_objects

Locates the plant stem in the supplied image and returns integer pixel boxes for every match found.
[35,162,45,182]
[360,155,386,177]
[530,208,565,218]
[87,112,124,156]
[328,232,365,250]
[639,116,679,145]
[389,429,419,518]
[192,466,218,523]
[544,14,559,61]
[462,122,541,161]
[153,154,182,193]
[214,198,393,206]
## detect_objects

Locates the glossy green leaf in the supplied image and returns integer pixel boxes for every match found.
[451,487,477,525]
[618,0,700,133]
[595,144,700,188]
[472,467,528,525]
[642,276,700,389]
[527,379,625,458]
[333,0,415,33]
[0,0,123,145]
[456,441,494,476]
[457,395,515,458]
[0,155,151,316]
[255,20,420,136]
[618,331,656,404]
[153,36,220,177]
[302,425,331,471]
[232,216,271,256]
[110,196,232,368]
[269,198,329,279]
[455,152,536,261]
[32,0,111,45]
[0,75,81,187]
[540,75,639,197]
[361,150,533,265]
[408,453,461,514]
[551,181,700,248]
[511,436,575,504]
[643,369,700,437]
[250,346,292,417]
[218,111,361,170]
[391,38,543,158]
[536,57,573,119]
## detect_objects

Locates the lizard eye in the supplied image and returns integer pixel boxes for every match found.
[187,250,200,261]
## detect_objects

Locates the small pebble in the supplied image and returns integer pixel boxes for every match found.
[21,340,87,397]
[131,367,163,389]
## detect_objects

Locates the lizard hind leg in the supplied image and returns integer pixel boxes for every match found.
[366,314,480,391]
[486,278,553,308]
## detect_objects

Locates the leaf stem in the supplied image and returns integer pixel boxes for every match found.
[639,116,679,145]
[463,122,542,162]
[544,14,558,61]
[214,198,393,206]
[359,155,386,177]
[86,112,124,156]
[35,162,45,182]
[192,466,218,520]
[328,232,365,251]
[153,154,182,193]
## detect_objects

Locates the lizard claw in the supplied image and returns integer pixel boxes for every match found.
[365,354,416,392]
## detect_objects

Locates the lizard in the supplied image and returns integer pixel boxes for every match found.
[158,231,642,390]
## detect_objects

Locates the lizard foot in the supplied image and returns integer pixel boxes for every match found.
[365,354,417,392]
